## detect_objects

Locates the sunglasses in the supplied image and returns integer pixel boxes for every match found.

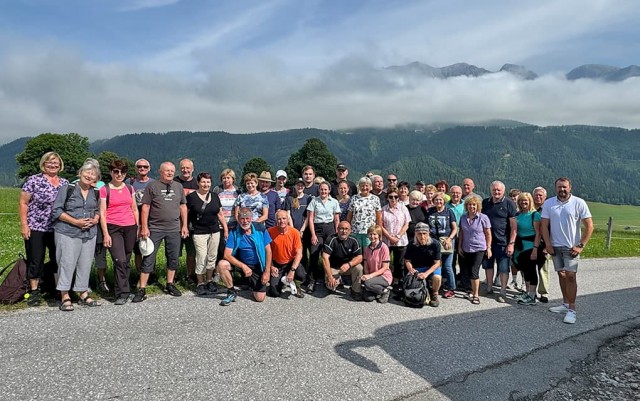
[111,169,126,175]
[387,195,399,199]
[387,178,397,181]
[136,165,149,169]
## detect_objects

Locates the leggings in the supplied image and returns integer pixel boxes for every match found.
[107,224,138,298]
[459,251,485,286]
[309,223,335,280]
[24,230,56,281]
[516,249,539,286]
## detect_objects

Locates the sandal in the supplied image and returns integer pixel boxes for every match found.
[59,298,74,312]
[471,296,480,305]
[78,296,102,307]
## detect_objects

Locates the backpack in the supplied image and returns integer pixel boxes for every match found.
[0,254,28,304]
[64,183,100,208]
[104,184,134,207]
[402,273,429,308]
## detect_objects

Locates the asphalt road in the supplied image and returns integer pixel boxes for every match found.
[1,257,639,401]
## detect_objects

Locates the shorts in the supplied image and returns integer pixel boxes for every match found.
[416,266,442,277]
[232,264,267,293]
[482,245,510,274]
[551,247,579,273]
[141,231,181,273]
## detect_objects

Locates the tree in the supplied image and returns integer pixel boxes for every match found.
[96,151,133,183]
[284,138,338,185]
[16,133,92,181]
[242,157,271,180]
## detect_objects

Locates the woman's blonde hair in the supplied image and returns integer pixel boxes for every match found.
[517,192,536,212]
[39,151,64,173]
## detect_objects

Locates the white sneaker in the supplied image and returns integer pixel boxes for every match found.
[549,304,569,313]
[563,310,577,324]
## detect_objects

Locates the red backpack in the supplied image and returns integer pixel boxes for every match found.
[0,254,28,304]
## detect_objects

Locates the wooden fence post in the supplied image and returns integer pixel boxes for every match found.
[606,217,613,250]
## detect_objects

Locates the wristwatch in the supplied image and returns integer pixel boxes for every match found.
[577,243,585,248]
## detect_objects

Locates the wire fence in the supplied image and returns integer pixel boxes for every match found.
[605,218,640,250]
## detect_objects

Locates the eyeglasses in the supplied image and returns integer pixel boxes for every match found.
[136,165,149,169]
[387,195,399,199]
[111,169,126,175]
[45,162,60,167]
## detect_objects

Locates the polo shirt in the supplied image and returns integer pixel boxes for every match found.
[482,196,517,246]
[364,241,393,284]
[323,234,362,267]
[308,197,340,224]
[459,212,492,253]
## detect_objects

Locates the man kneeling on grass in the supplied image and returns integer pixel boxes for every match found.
[216,207,272,306]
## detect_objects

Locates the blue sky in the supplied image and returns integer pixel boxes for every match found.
[0,0,639,142]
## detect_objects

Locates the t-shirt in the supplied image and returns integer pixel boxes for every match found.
[234,192,269,221]
[407,205,426,243]
[482,196,517,246]
[541,195,592,248]
[515,211,541,252]
[459,213,492,253]
[446,201,465,226]
[323,234,362,267]
[363,241,392,284]
[141,180,186,232]
[216,187,239,227]
[348,194,382,234]
[283,194,312,230]
[330,179,358,198]
[262,189,282,229]
[131,178,154,207]
[186,191,222,235]
[99,184,136,226]
[404,241,441,269]
[303,184,319,197]
[226,228,272,267]
[174,176,198,196]
[275,187,289,204]
[267,226,302,264]
[425,207,457,239]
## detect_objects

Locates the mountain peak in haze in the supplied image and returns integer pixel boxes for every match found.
[499,63,538,80]
[566,64,640,81]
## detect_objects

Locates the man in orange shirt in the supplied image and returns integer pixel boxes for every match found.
[267,210,306,298]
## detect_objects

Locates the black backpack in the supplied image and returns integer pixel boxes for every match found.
[0,254,28,304]
[402,273,429,308]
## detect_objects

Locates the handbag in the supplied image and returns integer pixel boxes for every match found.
[439,237,453,254]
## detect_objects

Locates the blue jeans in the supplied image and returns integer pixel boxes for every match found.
[440,252,456,290]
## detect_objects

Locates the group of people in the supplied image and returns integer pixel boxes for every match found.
[18,153,593,324]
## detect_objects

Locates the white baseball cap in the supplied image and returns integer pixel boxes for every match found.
[138,237,155,257]
[276,170,287,179]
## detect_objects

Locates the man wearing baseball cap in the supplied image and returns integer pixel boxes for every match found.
[274,170,289,204]
[330,163,357,198]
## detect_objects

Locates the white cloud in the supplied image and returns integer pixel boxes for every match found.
[1,44,639,145]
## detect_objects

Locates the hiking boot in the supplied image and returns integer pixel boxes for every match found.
[114,295,129,305]
[196,283,215,298]
[518,294,536,306]
[132,288,147,303]
[429,295,440,307]
[550,304,569,313]
[205,281,218,294]
[220,292,237,306]
[563,309,577,324]
[26,289,42,307]
[293,281,304,298]
[350,289,362,302]
[539,295,549,303]
[97,281,110,293]
[378,287,391,304]
[165,283,182,297]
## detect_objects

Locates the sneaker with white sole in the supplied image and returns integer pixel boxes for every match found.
[563,309,577,324]
[549,304,569,313]
[220,291,237,306]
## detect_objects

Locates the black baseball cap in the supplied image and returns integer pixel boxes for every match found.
[336,163,347,170]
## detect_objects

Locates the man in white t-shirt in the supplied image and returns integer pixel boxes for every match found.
[540,177,593,324]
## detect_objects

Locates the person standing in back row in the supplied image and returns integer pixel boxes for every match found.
[175,158,198,284]
[541,177,593,324]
